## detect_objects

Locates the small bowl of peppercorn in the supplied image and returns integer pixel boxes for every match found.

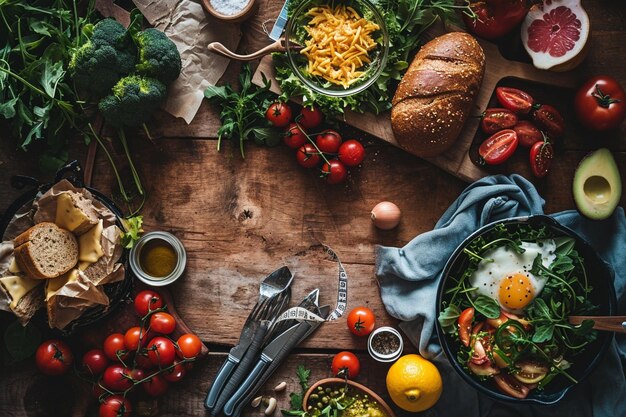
[368,326,403,363]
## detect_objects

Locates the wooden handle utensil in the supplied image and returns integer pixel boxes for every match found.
[568,316,626,333]
[207,38,300,62]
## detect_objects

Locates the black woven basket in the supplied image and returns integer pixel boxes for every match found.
[0,160,133,334]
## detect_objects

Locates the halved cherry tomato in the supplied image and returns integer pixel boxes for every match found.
[321,159,348,184]
[496,87,535,115]
[147,337,176,367]
[134,290,163,317]
[99,395,132,417]
[533,104,565,139]
[103,333,129,362]
[513,121,543,148]
[338,140,365,167]
[315,130,342,153]
[479,130,518,165]
[296,143,321,168]
[574,75,626,131]
[481,108,518,134]
[36,339,73,376]
[529,140,554,178]
[265,102,293,128]
[513,361,549,384]
[297,105,323,129]
[284,123,307,149]
[81,349,109,376]
[177,333,203,359]
[149,312,177,335]
[331,351,360,378]
[494,374,531,399]
[458,307,475,347]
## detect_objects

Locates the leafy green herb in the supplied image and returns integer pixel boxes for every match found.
[282,365,312,417]
[472,294,500,319]
[121,215,144,249]
[204,65,282,158]
[437,304,460,333]
[4,320,41,364]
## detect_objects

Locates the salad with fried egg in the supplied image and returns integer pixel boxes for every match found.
[438,223,598,399]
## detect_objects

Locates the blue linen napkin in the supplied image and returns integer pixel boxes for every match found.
[375,174,626,417]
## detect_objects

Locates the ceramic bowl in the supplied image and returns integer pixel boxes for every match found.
[435,215,617,404]
[201,0,258,23]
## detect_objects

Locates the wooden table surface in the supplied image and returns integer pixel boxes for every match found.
[1,1,625,416]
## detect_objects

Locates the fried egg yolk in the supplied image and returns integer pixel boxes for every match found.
[498,273,535,310]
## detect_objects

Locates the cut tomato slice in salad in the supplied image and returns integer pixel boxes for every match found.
[458,307,475,347]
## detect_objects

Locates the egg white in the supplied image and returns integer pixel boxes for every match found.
[469,239,557,313]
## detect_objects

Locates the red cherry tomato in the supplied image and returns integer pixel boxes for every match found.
[134,290,163,317]
[513,120,543,148]
[35,339,73,376]
[265,102,293,128]
[104,333,129,362]
[149,312,177,335]
[463,0,529,40]
[479,129,518,165]
[163,359,187,382]
[102,364,133,391]
[338,140,365,167]
[346,307,375,336]
[331,351,360,378]
[574,75,626,131]
[124,326,150,351]
[135,350,155,369]
[298,105,323,129]
[143,373,169,397]
[494,374,531,399]
[529,140,554,178]
[99,395,132,417]
[458,307,475,347]
[321,159,348,185]
[177,333,203,359]
[481,108,518,134]
[81,349,109,376]
[147,337,176,367]
[533,104,565,139]
[315,130,342,153]
[129,367,146,382]
[296,143,321,168]
[284,123,307,149]
[496,87,535,115]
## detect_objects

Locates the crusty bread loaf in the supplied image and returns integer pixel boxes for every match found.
[13,222,78,279]
[391,32,485,157]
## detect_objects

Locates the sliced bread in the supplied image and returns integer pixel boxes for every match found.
[14,222,79,279]
[54,191,99,235]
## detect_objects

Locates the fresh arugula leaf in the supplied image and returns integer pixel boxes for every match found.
[438,304,461,332]
[532,323,554,343]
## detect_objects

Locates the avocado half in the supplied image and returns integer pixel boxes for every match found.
[572,148,622,220]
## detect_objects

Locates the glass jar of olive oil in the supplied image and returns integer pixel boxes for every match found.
[129,231,186,286]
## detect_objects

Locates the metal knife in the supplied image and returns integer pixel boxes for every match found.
[223,304,330,417]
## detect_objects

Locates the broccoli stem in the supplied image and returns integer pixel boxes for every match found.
[117,128,144,197]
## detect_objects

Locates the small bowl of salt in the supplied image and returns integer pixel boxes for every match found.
[202,0,257,23]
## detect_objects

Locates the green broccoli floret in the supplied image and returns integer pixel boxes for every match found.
[98,75,167,127]
[134,28,182,85]
[70,19,136,97]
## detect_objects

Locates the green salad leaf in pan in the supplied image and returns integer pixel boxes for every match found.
[438,223,598,398]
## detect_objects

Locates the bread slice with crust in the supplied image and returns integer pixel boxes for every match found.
[14,222,78,279]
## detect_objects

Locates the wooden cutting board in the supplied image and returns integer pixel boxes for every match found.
[252,24,584,182]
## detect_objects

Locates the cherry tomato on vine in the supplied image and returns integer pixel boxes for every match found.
[529,140,554,178]
[574,75,626,131]
[35,339,73,376]
[533,104,565,139]
[129,367,146,382]
[338,140,365,167]
[513,121,543,148]
[99,395,132,417]
[496,87,535,115]
[177,333,203,359]
[284,123,307,149]
[478,129,518,165]
[296,143,321,168]
[346,307,375,336]
[481,108,518,134]
[458,307,475,347]
[104,333,129,362]
[265,102,293,127]
[163,359,187,382]
[81,349,109,376]
[134,290,164,317]
[102,364,133,391]
[135,350,154,369]
[147,337,176,367]
[321,159,348,184]
[298,105,323,129]
[149,312,177,335]
[315,130,342,153]
[331,351,360,378]
[124,326,150,351]
[143,374,169,397]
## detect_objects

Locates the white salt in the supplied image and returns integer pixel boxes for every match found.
[210,0,250,16]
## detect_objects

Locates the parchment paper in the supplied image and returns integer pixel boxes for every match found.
[132,0,242,123]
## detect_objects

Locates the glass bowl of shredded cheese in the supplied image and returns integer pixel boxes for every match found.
[284,0,389,97]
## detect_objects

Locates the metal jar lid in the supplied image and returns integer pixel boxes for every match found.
[129,231,186,287]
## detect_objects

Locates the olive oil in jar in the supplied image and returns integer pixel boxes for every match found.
[139,238,177,278]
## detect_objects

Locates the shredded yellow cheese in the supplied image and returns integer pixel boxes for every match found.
[300,4,379,88]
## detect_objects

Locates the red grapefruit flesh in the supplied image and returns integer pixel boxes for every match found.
[526,6,581,57]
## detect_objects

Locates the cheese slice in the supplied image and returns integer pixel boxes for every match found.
[78,219,104,263]
[55,192,90,232]
[45,269,79,301]
[8,257,21,274]
[0,275,42,309]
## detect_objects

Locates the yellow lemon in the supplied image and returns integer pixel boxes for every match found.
[386,354,442,412]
